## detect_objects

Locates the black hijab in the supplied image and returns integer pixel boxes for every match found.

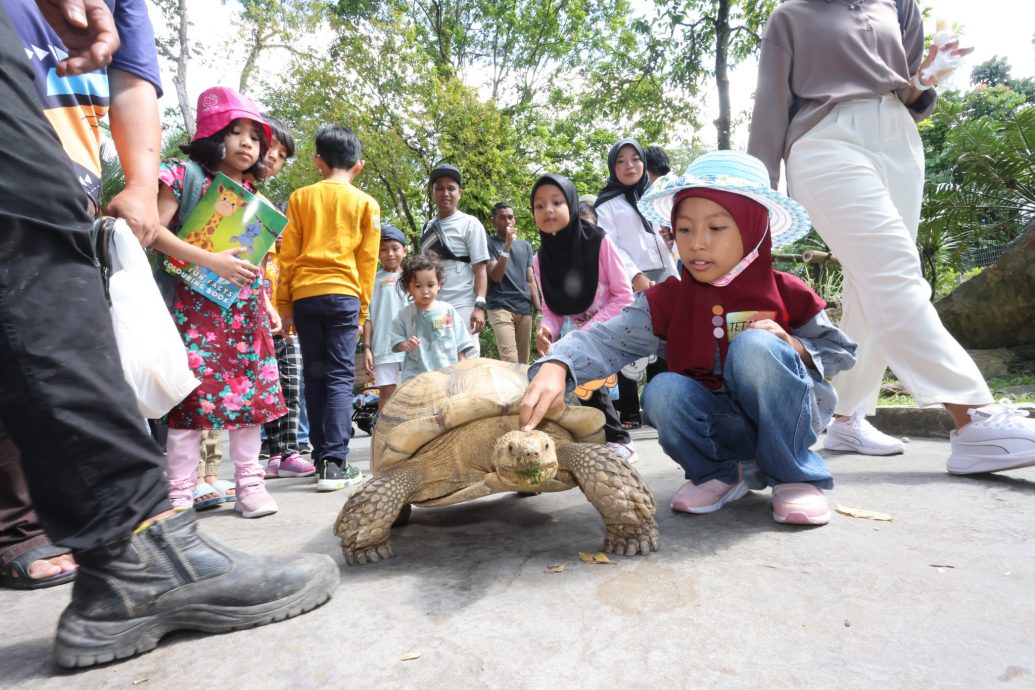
[594,138,655,235]
[533,174,606,316]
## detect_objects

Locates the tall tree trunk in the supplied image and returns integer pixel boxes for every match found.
[172,0,193,138]
[713,0,731,150]
[238,26,263,96]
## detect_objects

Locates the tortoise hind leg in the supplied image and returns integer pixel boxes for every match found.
[557,442,659,556]
[334,465,422,565]
[392,503,412,527]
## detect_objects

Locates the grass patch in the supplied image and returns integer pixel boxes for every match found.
[879,372,1035,406]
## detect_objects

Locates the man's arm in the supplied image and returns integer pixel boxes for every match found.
[105,68,160,246]
[470,260,487,334]
[487,227,515,283]
[526,266,541,312]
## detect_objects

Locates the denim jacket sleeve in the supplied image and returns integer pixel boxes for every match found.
[529,293,661,388]
[791,310,858,380]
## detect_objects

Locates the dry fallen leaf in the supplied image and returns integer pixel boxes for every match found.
[836,504,893,521]
[544,563,567,574]
[400,652,422,661]
[930,564,956,573]
[132,679,148,686]
[578,551,616,565]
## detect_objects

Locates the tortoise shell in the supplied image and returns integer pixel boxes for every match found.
[371,358,604,473]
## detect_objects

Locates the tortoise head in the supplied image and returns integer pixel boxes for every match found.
[493,430,558,490]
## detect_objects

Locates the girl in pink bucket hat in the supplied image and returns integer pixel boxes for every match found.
[151,85,288,519]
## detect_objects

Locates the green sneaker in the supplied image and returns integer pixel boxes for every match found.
[316,460,364,492]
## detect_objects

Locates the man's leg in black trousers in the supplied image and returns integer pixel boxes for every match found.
[0,5,336,669]
[0,7,169,560]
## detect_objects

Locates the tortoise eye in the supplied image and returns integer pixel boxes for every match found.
[508,443,515,454]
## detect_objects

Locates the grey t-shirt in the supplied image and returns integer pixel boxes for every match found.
[420,210,490,310]
[390,300,478,383]
[486,235,534,315]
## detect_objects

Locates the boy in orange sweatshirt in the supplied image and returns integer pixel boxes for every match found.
[277,125,381,491]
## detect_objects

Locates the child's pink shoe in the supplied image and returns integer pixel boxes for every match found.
[771,483,830,525]
[265,455,281,479]
[277,452,316,477]
[670,476,749,514]
[234,482,278,519]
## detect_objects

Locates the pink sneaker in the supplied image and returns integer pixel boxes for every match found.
[234,482,278,519]
[278,452,316,477]
[265,455,281,479]
[771,483,830,525]
[670,475,749,514]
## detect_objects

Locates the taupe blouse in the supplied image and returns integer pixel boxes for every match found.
[747,0,937,188]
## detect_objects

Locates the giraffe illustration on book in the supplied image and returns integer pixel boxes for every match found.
[183,184,243,252]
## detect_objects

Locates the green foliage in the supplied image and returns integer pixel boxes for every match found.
[970,55,1012,88]
[915,56,1035,295]
[262,0,694,248]
[645,0,777,148]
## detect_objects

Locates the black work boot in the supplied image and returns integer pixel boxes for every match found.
[54,510,338,668]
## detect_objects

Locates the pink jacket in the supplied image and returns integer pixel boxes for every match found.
[534,235,634,340]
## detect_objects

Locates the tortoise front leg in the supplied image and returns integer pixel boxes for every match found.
[333,465,423,565]
[557,443,659,556]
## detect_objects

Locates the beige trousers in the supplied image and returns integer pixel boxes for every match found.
[196,429,223,478]
[487,308,533,364]
[787,94,991,414]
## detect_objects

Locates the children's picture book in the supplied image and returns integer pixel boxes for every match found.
[164,172,287,308]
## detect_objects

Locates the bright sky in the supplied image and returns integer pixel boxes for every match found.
[151,0,1035,145]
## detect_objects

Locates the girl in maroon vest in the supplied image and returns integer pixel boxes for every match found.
[519,152,857,525]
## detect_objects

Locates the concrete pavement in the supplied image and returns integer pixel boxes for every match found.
[1,429,1033,689]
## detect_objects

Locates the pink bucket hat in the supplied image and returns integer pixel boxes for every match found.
[192,86,271,143]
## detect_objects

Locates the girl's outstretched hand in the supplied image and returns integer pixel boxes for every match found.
[208,247,259,286]
[535,325,553,356]
[519,361,569,431]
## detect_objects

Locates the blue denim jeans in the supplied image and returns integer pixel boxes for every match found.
[293,294,360,464]
[642,329,833,489]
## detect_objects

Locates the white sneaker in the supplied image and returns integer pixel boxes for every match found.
[605,441,638,464]
[947,402,1035,474]
[824,409,904,455]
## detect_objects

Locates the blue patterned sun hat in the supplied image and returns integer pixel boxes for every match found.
[638,150,812,247]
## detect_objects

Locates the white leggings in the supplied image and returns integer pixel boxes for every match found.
[166,426,263,508]
[787,94,991,414]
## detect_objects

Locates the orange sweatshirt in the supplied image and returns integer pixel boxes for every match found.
[277,179,381,322]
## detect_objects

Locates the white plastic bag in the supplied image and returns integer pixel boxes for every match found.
[107,219,200,418]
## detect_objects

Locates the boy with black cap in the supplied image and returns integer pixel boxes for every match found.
[361,223,409,410]
[419,164,490,354]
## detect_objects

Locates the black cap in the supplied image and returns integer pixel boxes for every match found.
[380,224,407,247]
[429,164,462,187]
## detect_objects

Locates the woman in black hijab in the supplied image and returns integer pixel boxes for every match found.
[531,173,637,459]
[595,138,677,429]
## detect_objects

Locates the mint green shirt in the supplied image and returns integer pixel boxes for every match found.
[390,301,477,383]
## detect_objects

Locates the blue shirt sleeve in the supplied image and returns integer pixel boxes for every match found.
[529,293,661,387]
[110,0,163,97]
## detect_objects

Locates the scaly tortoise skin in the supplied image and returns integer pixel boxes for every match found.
[334,358,659,564]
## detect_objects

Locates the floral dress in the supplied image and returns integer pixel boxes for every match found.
[159,159,286,430]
